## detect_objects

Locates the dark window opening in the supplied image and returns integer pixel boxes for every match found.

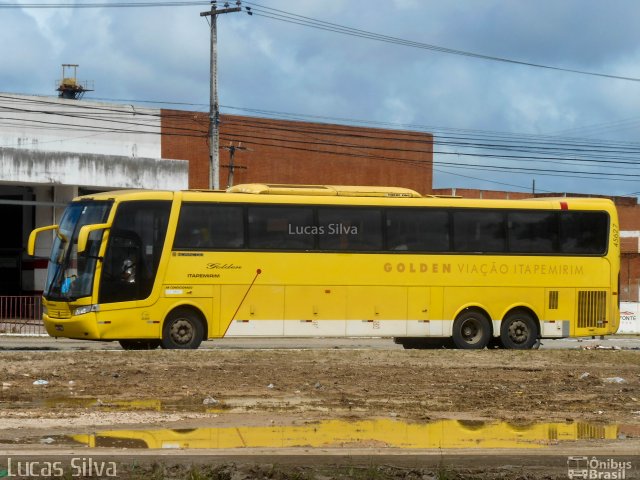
[317,208,382,251]
[169,202,610,256]
[174,204,244,249]
[560,211,608,255]
[453,210,506,253]
[248,206,314,250]
[99,201,171,304]
[508,211,558,253]
[386,209,450,251]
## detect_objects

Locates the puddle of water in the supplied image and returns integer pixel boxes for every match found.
[68,419,621,450]
[31,397,164,411]
[1,397,214,412]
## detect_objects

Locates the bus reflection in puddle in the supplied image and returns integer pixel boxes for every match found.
[69,418,620,450]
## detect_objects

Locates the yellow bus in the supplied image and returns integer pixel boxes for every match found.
[28,183,620,350]
[70,419,618,450]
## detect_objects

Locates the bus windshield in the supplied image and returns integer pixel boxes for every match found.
[44,201,112,300]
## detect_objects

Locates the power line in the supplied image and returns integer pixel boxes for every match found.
[0,1,211,8]
[242,1,640,83]
[3,1,640,82]
[4,94,640,165]
[4,94,640,188]
[4,99,640,174]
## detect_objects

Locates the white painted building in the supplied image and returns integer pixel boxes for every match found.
[0,93,189,294]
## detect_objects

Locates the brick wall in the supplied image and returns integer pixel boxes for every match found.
[432,188,532,199]
[161,111,433,193]
[621,254,640,302]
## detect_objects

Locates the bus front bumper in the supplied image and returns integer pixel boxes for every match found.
[43,313,102,340]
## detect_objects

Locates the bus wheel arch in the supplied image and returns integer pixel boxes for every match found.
[161,305,207,350]
[452,307,492,349]
[500,307,540,350]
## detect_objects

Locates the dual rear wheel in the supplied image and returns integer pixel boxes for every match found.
[445,309,539,350]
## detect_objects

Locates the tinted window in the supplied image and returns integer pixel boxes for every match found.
[318,208,382,251]
[386,209,450,251]
[560,211,608,254]
[99,201,171,303]
[174,204,244,249]
[508,211,558,253]
[453,210,506,253]
[248,206,314,250]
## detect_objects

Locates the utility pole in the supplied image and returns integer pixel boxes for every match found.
[200,1,242,190]
[222,142,250,188]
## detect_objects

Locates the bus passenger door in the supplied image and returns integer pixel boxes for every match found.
[96,201,172,339]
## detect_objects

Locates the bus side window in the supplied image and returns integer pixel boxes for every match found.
[317,207,382,251]
[386,209,449,252]
[508,211,558,253]
[248,206,314,250]
[560,211,608,254]
[175,204,244,250]
[99,230,143,303]
[99,201,171,304]
[453,210,506,253]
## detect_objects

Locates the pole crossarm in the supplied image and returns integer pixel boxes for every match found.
[200,6,241,17]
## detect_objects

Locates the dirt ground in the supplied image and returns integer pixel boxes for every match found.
[1,347,639,479]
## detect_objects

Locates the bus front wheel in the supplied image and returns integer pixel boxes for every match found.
[161,309,204,350]
[452,310,491,349]
[500,312,539,349]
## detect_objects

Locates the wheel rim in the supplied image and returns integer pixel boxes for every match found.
[460,317,483,344]
[507,319,530,345]
[170,318,194,345]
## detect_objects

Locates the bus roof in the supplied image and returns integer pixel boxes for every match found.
[226,183,422,198]
[76,186,617,213]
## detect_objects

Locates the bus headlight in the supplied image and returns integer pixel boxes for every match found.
[73,305,99,316]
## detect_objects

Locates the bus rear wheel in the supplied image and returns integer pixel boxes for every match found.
[452,310,491,349]
[119,339,161,350]
[161,309,204,350]
[500,312,539,349]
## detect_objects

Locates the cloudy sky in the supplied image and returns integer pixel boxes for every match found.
[3,0,640,196]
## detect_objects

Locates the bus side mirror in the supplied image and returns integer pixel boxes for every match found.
[27,225,59,256]
[77,223,110,253]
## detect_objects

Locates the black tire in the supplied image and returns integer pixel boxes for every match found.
[452,310,491,349]
[500,311,539,350]
[118,339,161,350]
[395,338,450,349]
[161,308,204,350]
[487,336,505,349]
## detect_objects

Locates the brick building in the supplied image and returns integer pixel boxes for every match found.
[162,111,433,192]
